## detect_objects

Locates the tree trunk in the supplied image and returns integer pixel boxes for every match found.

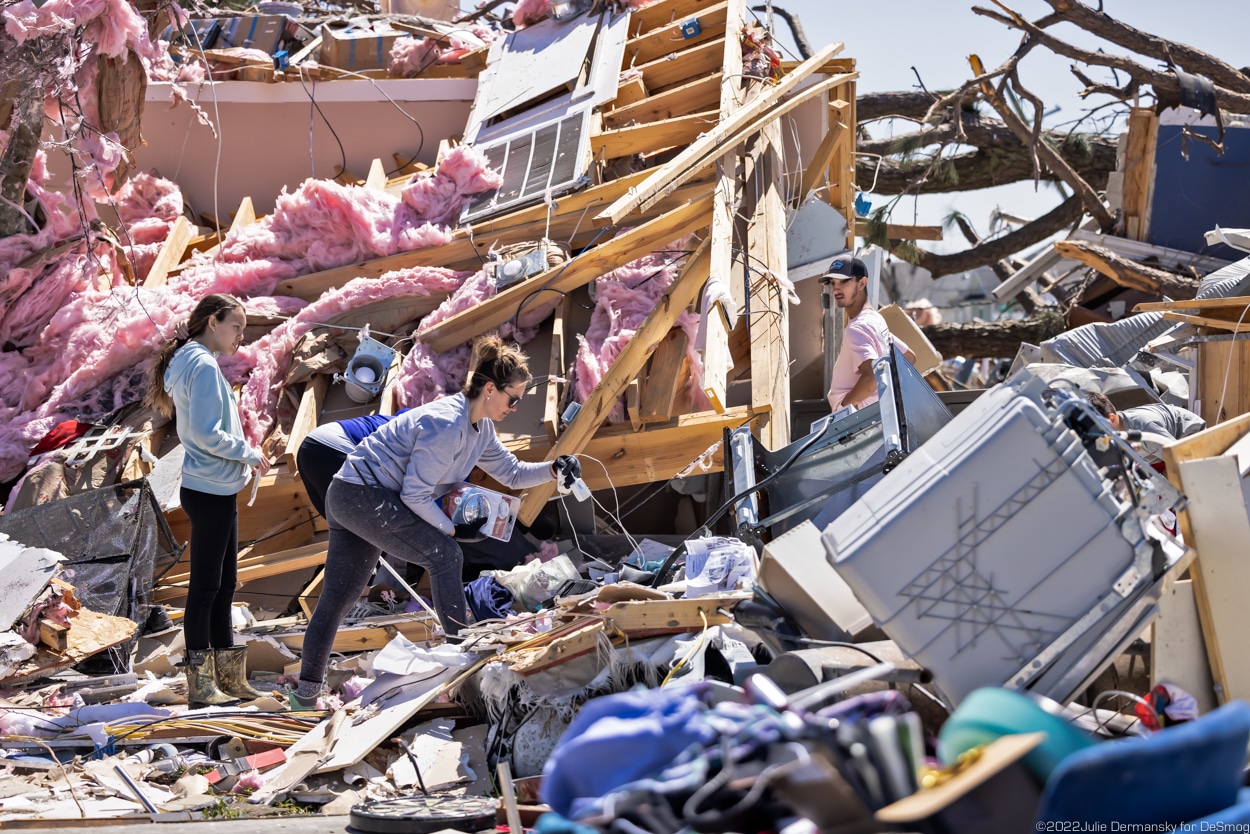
[922,311,1069,359]
[0,90,45,238]
[1053,240,1203,300]
[903,195,1083,278]
[857,91,939,123]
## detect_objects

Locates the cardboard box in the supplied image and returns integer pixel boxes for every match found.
[441,483,520,543]
[318,23,405,72]
[219,15,287,54]
[879,303,943,376]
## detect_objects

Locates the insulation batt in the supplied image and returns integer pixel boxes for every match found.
[574,238,710,424]
[512,0,653,28]
[113,171,185,283]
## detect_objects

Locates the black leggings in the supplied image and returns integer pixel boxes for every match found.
[296,437,348,519]
[180,486,239,651]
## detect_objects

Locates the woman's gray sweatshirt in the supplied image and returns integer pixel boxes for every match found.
[334,393,552,535]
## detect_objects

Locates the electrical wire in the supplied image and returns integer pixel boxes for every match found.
[294,65,348,183]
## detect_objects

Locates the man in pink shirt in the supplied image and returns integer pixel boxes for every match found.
[823,255,916,412]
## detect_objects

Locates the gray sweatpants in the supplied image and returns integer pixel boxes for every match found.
[299,478,468,686]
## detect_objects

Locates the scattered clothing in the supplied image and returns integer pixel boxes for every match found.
[465,575,515,622]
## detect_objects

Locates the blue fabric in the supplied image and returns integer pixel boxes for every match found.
[338,410,407,446]
[464,575,514,621]
[540,685,719,818]
[534,812,600,834]
[1036,700,1250,827]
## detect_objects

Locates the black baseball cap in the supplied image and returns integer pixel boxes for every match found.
[818,255,867,283]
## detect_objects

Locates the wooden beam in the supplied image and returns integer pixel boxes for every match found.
[1122,107,1158,242]
[746,122,791,450]
[638,37,725,93]
[798,113,847,204]
[1054,239,1200,300]
[299,568,325,620]
[419,195,714,353]
[38,620,68,653]
[592,110,717,160]
[272,614,436,653]
[599,44,850,222]
[627,1,728,65]
[1135,296,1250,314]
[229,197,256,233]
[702,0,746,417]
[883,223,943,241]
[639,328,689,423]
[611,75,648,109]
[155,541,328,602]
[516,240,714,523]
[827,81,857,248]
[142,216,192,289]
[627,377,643,432]
[603,72,721,130]
[365,158,387,191]
[378,348,406,417]
[286,375,328,474]
[1162,313,1250,333]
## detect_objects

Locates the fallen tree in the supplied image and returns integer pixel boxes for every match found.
[922,311,1068,358]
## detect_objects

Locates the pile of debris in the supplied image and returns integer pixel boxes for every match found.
[3,0,1250,829]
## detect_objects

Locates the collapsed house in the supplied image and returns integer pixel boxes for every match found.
[2,0,1250,829]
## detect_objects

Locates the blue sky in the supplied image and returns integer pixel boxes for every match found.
[763,0,1250,252]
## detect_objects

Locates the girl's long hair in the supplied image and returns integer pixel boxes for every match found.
[145,294,244,417]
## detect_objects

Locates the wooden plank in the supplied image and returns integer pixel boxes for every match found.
[638,37,724,93]
[1135,296,1250,313]
[1162,312,1250,332]
[592,110,717,160]
[602,595,737,632]
[827,77,857,248]
[702,0,745,417]
[142,216,192,289]
[545,298,569,444]
[627,377,643,432]
[1122,107,1158,242]
[154,542,328,602]
[1174,453,1250,705]
[1152,578,1218,714]
[631,0,722,36]
[1197,336,1250,424]
[746,122,791,450]
[515,241,714,524]
[365,158,387,191]
[38,620,68,653]
[798,111,847,204]
[378,348,406,417]
[506,620,606,676]
[639,328,689,422]
[419,195,713,353]
[627,1,728,65]
[286,375,328,474]
[603,72,721,130]
[273,614,437,653]
[880,223,943,241]
[611,75,648,109]
[599,44,849,222]
[299,568,325,620]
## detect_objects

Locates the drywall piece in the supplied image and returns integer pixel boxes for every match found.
[1152,579,1218,714]
[1175,452,1250,703]
[0,535,62,631]
[249,711,347,805]
[786,196,847,281]
[758,520,873,641]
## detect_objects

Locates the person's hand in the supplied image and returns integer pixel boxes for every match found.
[173,320,189,340]
[552,454,581,489]
[453,517,487,541]
[256,456,273,476]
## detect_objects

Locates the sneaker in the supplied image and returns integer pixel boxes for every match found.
[282,683,325,712]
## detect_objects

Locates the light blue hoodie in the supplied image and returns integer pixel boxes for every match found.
[164,341,262,496]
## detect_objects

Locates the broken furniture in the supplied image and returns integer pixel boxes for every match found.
[823,369,1189,705]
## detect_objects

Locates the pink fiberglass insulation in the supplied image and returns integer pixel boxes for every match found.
[113,171,183,283]
[400,145,503,228]
[0,246,98,350]
[573,239,711,424]
[393,265,560,410]
[389,36,442,78]
[170,145,502,300]
[511,0,552,28]
[244,296,310,319]
[227,265,467,446]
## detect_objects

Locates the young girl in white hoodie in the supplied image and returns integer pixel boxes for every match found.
[146,294,271,707]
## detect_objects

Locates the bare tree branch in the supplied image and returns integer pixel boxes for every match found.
[752,5,813,60]
[1041,0,1250,94]
[857,91,941,123]
[1053,240,1203,299]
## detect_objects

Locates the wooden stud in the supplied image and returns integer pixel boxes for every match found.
[599,45,850,222]
[639,328,690,423]
[592,110,718,160]
[515,240,714,524]
[631,0,723,36]
[272,614,437,653]
[1163,312,1250,332]
[602,72,721,130]
[365,158,387,191]
[1197,337,1250,424]
[798,113,847,205]
[142,216,192,289]
[378,349,406,417]
[419,195,714,353]
[299,568,325,620]
[638,37,725,93]
[1123,107,1159,242]
[286,375,328,474]
[155,541,328,602]
[827,77,857,248]
[627,1,728,65]
[38,620,68,653]
[611,75,649,109]
[1135,296,1250,313]
[627,378,644,432]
